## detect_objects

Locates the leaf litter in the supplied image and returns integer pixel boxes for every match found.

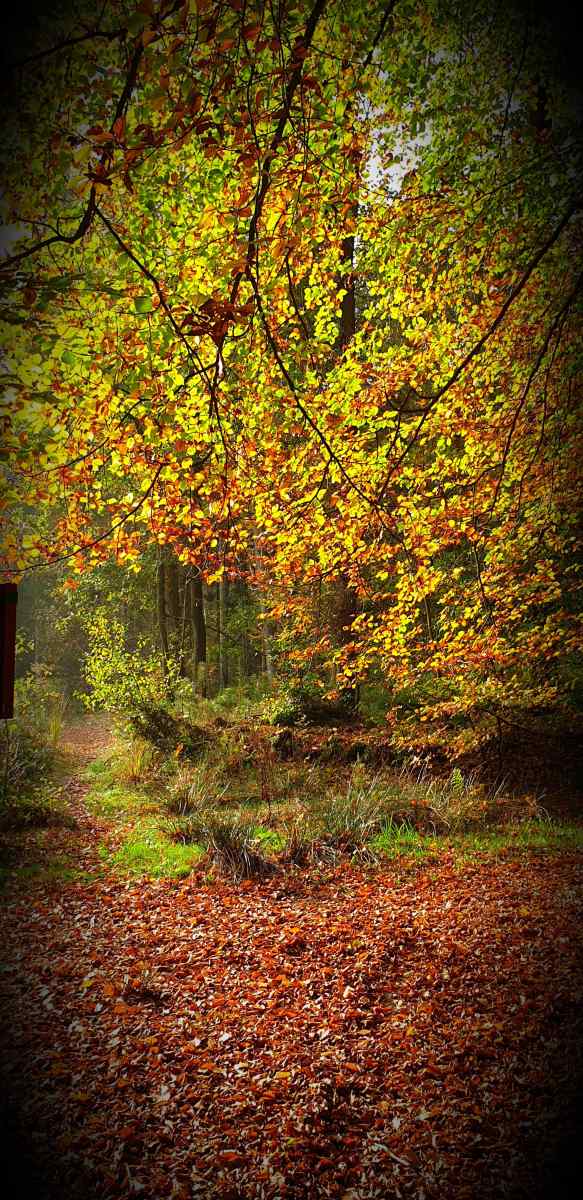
[1,727,582,1199]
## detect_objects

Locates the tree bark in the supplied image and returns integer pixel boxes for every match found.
[218,573,229,690]
[191,575,207,696]
[156,547,170,675]
[334,220,359,710]
[165,551,181,650]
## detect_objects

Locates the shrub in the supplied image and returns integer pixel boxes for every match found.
[81,612,176,715]
[129,703,209,758]
[114,736,161,786]
[204,813,276,879]
[0,783,77,832]
[1,722,52,803]
[278,812,316,865]
[423,767,493,832]
[263,684,358,728]
[0,666,66,809]
[14,664,66,746]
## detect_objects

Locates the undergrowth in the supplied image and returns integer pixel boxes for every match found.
[79,724,582,882]
[0,782,76,833]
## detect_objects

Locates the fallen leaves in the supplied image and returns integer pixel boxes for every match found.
[1,729,583,1197]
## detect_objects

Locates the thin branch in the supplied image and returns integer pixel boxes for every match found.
[0,1,184,277]
[229,0,329,305]
[0,193,97,276]
[9,27,127,70]
[2,464,165,576]
[12,396,147,480]
[249,270,374,509]
[376,196,582,503]
[357,0,398,77]
[488,265,583,514]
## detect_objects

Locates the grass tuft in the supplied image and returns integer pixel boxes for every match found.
[102,834,203,878]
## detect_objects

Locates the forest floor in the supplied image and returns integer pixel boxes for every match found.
[1,716,583,1200]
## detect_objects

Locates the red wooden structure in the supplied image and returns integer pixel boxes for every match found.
[0,584,18,719]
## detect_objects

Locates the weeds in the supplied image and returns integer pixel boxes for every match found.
[422,767,487,832]
[172,808,275,879]
[115,736,161,786]
[0,783,77,832]
[279,812,316,865]
[375,816,431,860]
[306,764,390,854]
[84,725,582,885]
[165,762,227,815]
[104,833,202,878]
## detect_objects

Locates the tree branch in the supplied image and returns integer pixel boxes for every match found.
[2,464,165,576]
[376,195,582,503]
[9,27,127,70]
[0,1,184,277]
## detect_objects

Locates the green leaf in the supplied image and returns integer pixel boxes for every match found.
[134,296,154,315]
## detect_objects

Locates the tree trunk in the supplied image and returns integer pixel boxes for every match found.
[253,540,274,689]
[156,547,170,675]
[191,575,207,696]
[334,222,359,711]
[262,620,274,686]
[218,573,229,690]
[165,551,181,652]
[180,574,192,678]
[337,231,356,353]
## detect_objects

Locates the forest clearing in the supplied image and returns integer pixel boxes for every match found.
[1,0,583,1196]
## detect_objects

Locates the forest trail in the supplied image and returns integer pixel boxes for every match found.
[1,717,583,1199]
[60,712,115,768]
[56,712,116,859]
[0,713,117,885]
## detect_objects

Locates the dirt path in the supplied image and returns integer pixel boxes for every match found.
[0,713,115,883]
[60,712,115,765]
[1,718,583,1200]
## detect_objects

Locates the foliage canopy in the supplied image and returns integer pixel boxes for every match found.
[1,0,582,750]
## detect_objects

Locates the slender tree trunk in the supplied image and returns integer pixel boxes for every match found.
[238,579,254,679]
[262,620,274,686]
[337,232,356,354]
[191,575,207,697]
[218,573,229,690]
[180,574,192,678]
[156,547,170,676]
[165,551,181,655]
[334,220,359,711]
[253,540,274,689]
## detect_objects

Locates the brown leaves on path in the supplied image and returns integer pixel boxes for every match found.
[1,728,582,1199]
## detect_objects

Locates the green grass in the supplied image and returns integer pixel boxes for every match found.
[0,857,98,891]
[371,815,583,864]
[85,765,205,879]
[82,741,583,880]
[374,819,436,861]
[452,819,583,860]
[83,750,119,783]
[100,834,203,878]
[85,782,155,820]
[253,825,284,849]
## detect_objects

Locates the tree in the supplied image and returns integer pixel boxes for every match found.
[1,0,582,751]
